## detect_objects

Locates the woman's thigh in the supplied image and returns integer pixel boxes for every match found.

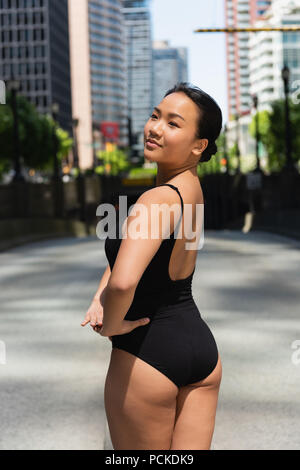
[170,355,222,450]
[104,348,179,450]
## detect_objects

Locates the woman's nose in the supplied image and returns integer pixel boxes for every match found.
[149,121,162,135]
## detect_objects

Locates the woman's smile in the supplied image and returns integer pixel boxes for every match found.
[145,140,161,149]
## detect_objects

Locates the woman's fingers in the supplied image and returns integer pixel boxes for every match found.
[81,316,90,326]
[93,324,105,335]
[130,318,150,331]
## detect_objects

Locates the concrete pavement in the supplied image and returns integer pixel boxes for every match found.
[0,230,299,450]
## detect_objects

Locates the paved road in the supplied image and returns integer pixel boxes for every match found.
[0,230,299,450]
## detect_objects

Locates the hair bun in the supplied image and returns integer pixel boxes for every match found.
[207,141,217,154]
[200,141,218,163]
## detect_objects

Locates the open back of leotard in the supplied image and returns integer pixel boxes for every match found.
[105,183,195,314]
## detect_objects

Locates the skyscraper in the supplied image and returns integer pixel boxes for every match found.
[121,0,153,157]
[68,0,127,169]
[152,41,188,110]
[249,0,300,111]
[225,0,271,119]
[0,0,72,132]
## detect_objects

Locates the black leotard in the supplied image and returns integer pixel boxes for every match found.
[104,183,219,388]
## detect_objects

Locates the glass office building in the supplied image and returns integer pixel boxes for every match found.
[225,0,272,119]
[121,0,153,156]
[89,0,127,145]
[69,0,127,168]
[152,40,188,110]
[0,0,72,132]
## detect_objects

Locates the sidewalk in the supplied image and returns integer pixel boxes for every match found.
[1,231,299,449]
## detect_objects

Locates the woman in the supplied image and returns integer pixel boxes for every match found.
[81,82,223,450]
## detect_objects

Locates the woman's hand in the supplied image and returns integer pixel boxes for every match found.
[81,287,113,342]
[94,317,151,338]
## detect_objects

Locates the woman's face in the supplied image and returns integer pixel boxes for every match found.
[144,92,206,166]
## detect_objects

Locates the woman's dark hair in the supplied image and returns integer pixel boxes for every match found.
[164,82,223,163]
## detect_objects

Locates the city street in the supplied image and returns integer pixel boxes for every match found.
[0,230,300,450]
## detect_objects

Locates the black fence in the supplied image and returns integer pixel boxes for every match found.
[1,171,300,232]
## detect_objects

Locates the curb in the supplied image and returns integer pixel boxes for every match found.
[0,218,96,252]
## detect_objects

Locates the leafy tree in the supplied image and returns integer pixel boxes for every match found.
[249,99,300,172]
[0,91,73,175]
[197,132,236,176]
[95,147,131,176]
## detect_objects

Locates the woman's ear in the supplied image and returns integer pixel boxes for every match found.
[192,138,208,159]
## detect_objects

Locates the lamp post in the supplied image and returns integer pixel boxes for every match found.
[72,118,86,221]
[51,102,60,181]
[223,124,229,174]
[51,103,64,217]
[72,118,80,170]
[252,94,261,172]
[235,114,241,173]
[92,124,101,170]
[281,64,294,171]
[127,115,134,163]
[9,80,25,182]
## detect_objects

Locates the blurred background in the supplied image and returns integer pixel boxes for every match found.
[0,0,300,242]
[1,0,300,242]
[0,0,300,451]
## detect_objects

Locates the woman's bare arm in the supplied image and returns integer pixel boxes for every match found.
[81,263,111,328]
[93,263,111,301]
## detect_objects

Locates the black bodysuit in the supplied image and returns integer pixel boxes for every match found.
[104,183,219,388]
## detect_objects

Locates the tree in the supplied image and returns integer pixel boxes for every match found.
[95,147,131,176]
[198,132,232,176]
[0,91,73,175]
[249,99,300,173]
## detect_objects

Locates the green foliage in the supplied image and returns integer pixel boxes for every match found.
[95,147,131,176]
[197,133,227,176]
[0,91,73,176]
[128,167,156,178]
[56,127,73,160]
[249,99,300,173]
[228,143,240,172]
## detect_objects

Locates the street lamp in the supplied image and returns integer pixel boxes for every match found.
[281,64,294,171]
[72,117,86,221]
[72,118,80,170]
[235,114,241,173]
[92,124,102,169]
[252,94,261,172]
[8,80,25,182]
[223,124,229,174]
[51,102,60,181]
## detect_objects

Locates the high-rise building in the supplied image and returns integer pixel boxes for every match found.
[152,40,188,110]
[121,0,153,157]
[225,0,272,119]
[0,0,72,132]
[69,0,127,169]
[249,0,300,111]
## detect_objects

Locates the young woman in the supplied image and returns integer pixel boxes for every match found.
[81,82,223,450]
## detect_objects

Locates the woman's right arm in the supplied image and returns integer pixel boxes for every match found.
[81,263,111,328]
[93,263,111,302]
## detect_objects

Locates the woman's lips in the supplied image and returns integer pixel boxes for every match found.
[146,140,161,149]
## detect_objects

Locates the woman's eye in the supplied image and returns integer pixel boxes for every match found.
[150,115,178,127]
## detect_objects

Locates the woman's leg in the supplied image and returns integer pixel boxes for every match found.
[104,348,179,450]
[170,355,222,450]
